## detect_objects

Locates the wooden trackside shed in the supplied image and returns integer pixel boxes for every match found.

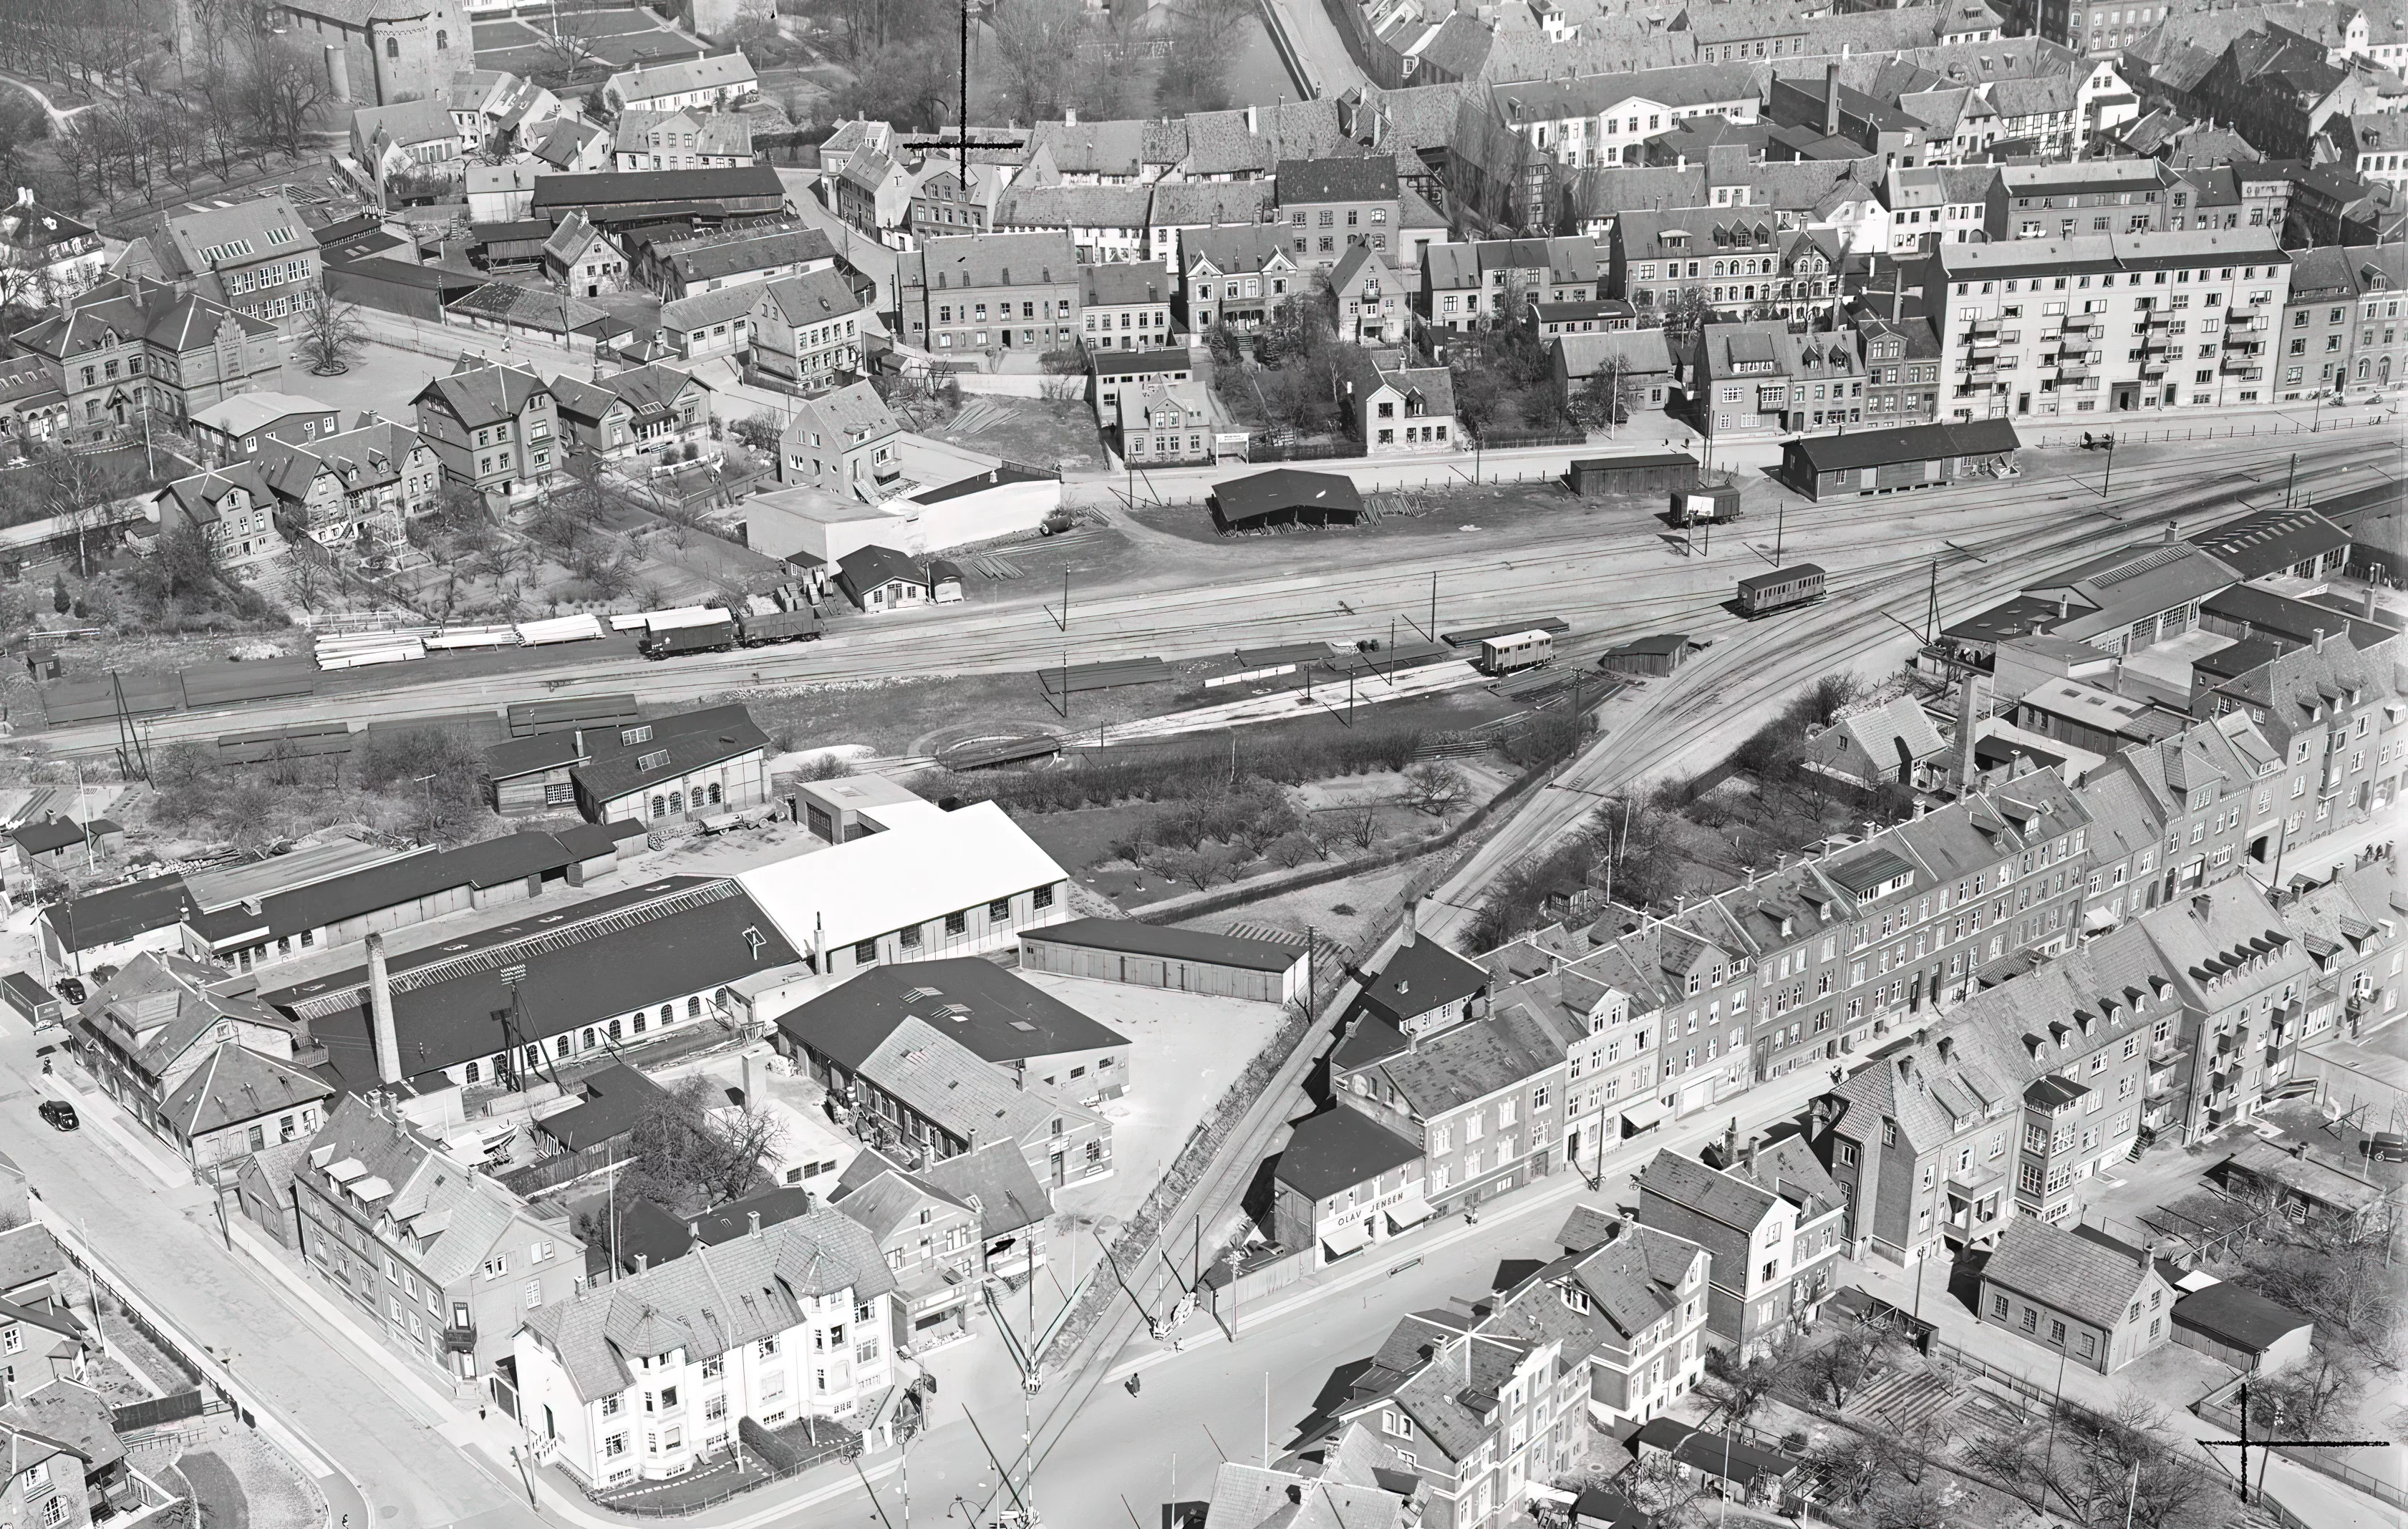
[1567,452,1696,497]
[1019,918,1309,1005]
[1210,470,1363,533]
[1780,419,2021,501]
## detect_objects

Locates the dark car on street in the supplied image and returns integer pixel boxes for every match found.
[37,1100,76,1131]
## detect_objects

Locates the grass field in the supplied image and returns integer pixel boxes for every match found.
[473,4,705,84]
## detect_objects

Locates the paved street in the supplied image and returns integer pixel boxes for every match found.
[852,1068,1835,1529]
[0,1021,541,1529]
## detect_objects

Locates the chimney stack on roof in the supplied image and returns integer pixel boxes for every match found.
[2163,519,2177,544]
[367,932,402,1088]
[1824,62,1843,138]
[1401,898,1419,948]
[750,1210,763,1238]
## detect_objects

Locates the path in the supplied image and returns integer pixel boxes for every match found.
[0,72,90,128]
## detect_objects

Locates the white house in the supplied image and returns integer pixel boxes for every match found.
[514,1210,897,1487]
[606,53,758,116]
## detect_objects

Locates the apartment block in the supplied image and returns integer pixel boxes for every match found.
[1928,228,2291,422]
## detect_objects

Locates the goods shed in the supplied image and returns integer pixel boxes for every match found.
[2170,1279,2314,1374]
[1209,470,1363,533]
[1019,918,1310,1005]
[1567,452,1696,497]
[1780,419,2021,500]
[1599,634,1701,677]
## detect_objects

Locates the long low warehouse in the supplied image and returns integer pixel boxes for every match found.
[1779,419,2021,500]
[1018,918,1310,1005]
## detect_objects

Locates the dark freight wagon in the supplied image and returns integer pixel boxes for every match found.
[638,618,737,659]
[1736,563,1827,617]
[733,609,820,646]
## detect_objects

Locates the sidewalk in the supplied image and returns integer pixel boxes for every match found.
[1104,1062,1837,1381]
[41,1066,901,1529]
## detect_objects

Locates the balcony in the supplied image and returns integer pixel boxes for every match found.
[1966,317,2000,338]
[2139,358,2169,378]
[1949,1160,2005,1194]
[443,1324,477,1353]
[2144,311,2174,329]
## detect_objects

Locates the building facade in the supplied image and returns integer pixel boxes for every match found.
[1927,229,2292,422]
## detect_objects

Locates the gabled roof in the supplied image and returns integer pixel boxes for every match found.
[156,1042,332,1140]
[1361,933,1489,1021]
[1276,1107,1425,1200]
[571,703,768,802]
[661,225,836,286]
[1982,1215,2157,1330]
[267,877,800,1085]
[1275,156,1398,205]
[299,1094,556,1286]
[919,1140,1053,1240]
[523,1205,891,1402]
[414,358,549,429]
[774,956,1126,1072]
[609,51,758,101]
[752,267,861,326]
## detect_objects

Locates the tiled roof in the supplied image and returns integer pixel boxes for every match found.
[1276,1107,1424,1199]
[1275,156,1398,205]
[415,358,549,428]
[523,1206,892,1402]
[1983,1215,2155,1330]
[156,1042,331,1140]
[609,51,758,102]
[995,184,1154,230]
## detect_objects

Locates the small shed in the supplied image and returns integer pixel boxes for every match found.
[1599,633,1700,678]
[1567,451,1696,498]
[1,971,61,1028]
[2171,1279,2314,1374]
[928,558,966,604]
[1780,419,2021,501]
[1630,1418,1801,1504]
[1209,470,1363,533]
[1019,918,1310,1005]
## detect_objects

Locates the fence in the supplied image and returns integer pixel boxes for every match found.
[2195,1373,2408,1510]
[2026,413,2389,448]
[110,1390,210,1433]
[1244,439,1360,464]
[1471,426,1586,449]
[499,1142,619,1198]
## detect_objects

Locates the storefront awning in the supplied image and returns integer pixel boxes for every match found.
[1384,1197,1434,1233]
[1620,1104,1665,1136]
[1321,1219,1373,1258]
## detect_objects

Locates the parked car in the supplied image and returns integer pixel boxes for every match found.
[37,1100,76,1131]
[2366,1132,2406,1163]
[53,976,85,1005]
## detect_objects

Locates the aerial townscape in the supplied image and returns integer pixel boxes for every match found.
[0,0,2397,1523]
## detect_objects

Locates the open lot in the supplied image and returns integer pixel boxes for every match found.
[932,397,1111,475]
[1019,969,1286,1231]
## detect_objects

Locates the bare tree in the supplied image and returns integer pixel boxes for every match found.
[1401,762,1469,818]
[987,0,1089,122]
[623,1076,782,1214]
[300,296,370,376]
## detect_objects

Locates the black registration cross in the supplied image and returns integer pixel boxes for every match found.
[2197,1379,2394,1505]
